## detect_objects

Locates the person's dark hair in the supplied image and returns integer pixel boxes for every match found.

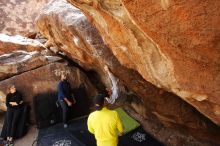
[94,94,106,111]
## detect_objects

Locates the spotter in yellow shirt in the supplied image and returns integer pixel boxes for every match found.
[87,107,124,146]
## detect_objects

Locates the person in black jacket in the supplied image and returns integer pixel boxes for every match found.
[57,73,76,128]
[5,85,23,144]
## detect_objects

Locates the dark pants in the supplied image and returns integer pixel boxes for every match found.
[6,107,21,137]
[59,100,68,124]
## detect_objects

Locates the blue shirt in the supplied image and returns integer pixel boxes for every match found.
[57,80,72,101]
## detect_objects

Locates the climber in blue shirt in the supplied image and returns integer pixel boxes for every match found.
[57,72,76,128]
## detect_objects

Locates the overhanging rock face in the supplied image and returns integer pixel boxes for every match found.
[67,0,220,126]
[36,0,220,145]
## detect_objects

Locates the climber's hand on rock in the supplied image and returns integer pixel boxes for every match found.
[67,101,72,106]
[104,65,109,71]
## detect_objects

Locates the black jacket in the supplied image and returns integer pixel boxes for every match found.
[6,91,23,109]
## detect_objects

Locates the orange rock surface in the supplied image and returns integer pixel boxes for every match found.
[36,0,220,145]
[67,0,220,126]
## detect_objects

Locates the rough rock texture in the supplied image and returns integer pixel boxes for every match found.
[36,0,220,145]
[0,0,50,35]
[0,62,97,121]
[0,50,61,81]
[0,34,61,81]
[67,0,220,126]
[0,34,45,55]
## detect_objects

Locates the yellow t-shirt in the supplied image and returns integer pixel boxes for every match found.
[87,107,124,146]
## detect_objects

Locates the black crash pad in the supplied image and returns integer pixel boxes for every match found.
[37,117,164,146]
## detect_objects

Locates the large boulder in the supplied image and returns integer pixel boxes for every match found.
[0,51,61,81]
[0,34,45,55]
[67,0,220,126]
[36,0,220,145]
[0,34,61,81]
[0,0,50,35]
[0,62,97,121]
